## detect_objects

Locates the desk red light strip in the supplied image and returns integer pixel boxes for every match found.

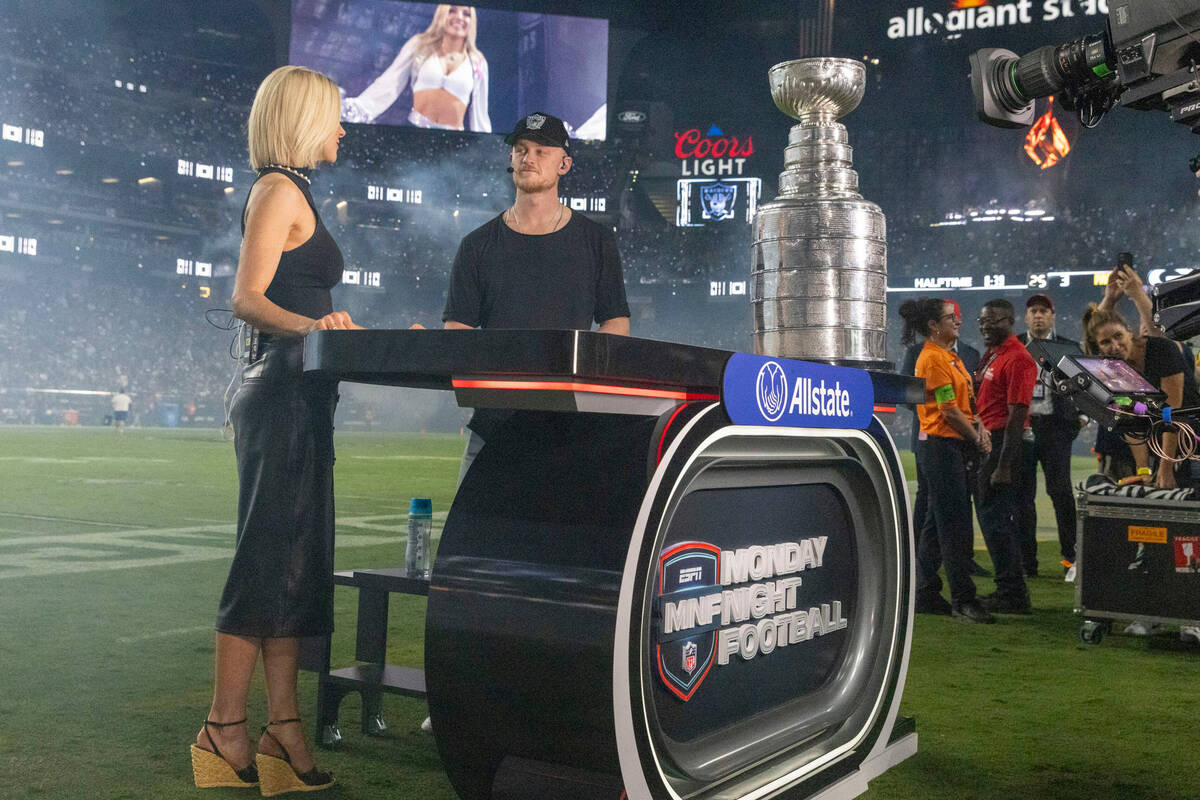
[451,378,719,402]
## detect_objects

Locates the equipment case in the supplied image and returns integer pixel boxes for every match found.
[1075,491,1200,644]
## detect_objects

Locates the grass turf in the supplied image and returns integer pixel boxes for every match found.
[0,426,1195,800]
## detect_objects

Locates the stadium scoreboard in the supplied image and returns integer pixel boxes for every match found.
[891,267,1197,293]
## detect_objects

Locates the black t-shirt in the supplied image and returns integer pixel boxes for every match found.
[442,212,629,329]
[1142,336,1200,407]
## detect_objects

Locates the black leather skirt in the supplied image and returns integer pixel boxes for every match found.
[216,336,338,638]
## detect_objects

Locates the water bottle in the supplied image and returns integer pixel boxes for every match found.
[406,498,433,579]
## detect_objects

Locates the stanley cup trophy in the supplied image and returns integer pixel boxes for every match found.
[752,58,891,370]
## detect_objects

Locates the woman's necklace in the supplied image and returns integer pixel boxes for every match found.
[260,164,310,185]
[507,202,564,235]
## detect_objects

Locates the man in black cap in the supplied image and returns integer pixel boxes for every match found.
[1018,293,1081,578]
[442,112,631,480]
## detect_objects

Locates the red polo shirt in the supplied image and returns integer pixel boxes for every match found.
[976,334,1037,430]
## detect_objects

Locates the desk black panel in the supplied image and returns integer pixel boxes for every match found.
[303,329,730,393]
[301,329,924,408]
[426,410,658,798]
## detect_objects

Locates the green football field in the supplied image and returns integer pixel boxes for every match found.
[0,426,1195,800]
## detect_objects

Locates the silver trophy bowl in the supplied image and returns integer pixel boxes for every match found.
[752,56,889,370]
[768,58,865,125]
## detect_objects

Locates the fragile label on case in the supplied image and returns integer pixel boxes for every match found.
[1174,536,1200,573]
[1128,525,1167,544]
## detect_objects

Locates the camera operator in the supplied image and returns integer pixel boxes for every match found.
[1084,291,1200,489]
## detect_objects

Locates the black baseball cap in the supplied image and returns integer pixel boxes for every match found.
[504,112,570,152]
[1026,293,1054,311]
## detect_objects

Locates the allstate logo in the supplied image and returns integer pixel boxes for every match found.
[755,361,788,422]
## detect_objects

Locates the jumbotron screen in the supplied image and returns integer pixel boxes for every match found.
[290,0,609,139]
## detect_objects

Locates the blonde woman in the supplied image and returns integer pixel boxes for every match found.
[190,65,359,795]
[342,4,491,131]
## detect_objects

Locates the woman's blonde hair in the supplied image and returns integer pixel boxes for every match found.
[247,66,340,170]
[411,5,484,65]
[1081,302,1130,355]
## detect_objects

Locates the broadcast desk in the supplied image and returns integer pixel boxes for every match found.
[303,329,923,800]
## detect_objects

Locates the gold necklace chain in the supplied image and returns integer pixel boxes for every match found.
[508,202,564,235]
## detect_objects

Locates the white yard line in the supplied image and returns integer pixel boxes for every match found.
[0,514,441,580]
[117,625,215,644]
[0,511,145,529]
[347,455,461,461]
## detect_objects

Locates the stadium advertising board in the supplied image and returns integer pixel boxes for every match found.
[675,124,762,226]
[884,0,1111,40]
[722,353,874,429]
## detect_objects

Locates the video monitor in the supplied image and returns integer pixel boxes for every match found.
[1068,357,1161,396]
[289,0,609,139]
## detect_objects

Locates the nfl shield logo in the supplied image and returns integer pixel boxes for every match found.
[655,541,720,701]
[700,182,737,221]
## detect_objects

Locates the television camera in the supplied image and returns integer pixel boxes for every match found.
[970,0,1200,135]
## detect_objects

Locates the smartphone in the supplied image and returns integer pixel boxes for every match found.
[1117,251,1134,269]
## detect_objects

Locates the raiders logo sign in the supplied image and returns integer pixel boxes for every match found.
[700,181,738,220]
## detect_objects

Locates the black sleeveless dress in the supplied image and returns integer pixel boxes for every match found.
[216,167,344,638]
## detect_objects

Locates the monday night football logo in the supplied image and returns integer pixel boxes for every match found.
[655,539,848,701]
